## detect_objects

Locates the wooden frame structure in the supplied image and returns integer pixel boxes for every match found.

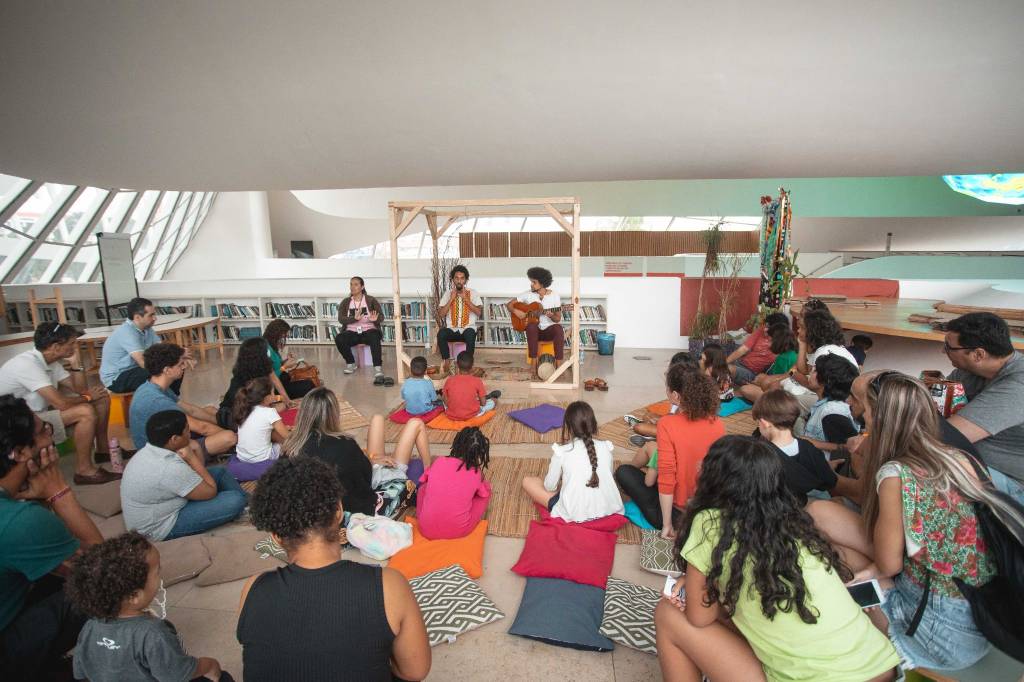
[388,197,582,390]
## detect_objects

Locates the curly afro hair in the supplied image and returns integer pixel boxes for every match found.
[250,457,343,552]
[67,531,152,620]
[526,266,553,288]
[803,310,844,351]
[262,318,291,352]
[666,363,719,421]
[0,395,35,477]
[143,342,185,377]
[232,337,273,382]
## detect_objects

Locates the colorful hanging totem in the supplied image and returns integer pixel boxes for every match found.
[758,188,792,309]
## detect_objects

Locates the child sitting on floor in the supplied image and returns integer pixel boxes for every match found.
[441,351,500,421]
[522,401,623,522]
[700,342,734,401]
[416,426,492,539]
[624,351,698,447]
[227,376,291,481]
[67,531,230,681]
[401,356,440,416]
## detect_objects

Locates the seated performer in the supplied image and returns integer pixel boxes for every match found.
[436,265,482,375]
[506,267,564,376]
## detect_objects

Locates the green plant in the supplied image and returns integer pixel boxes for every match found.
[714,253,747,338]
[691,219,727,339]
[691,311,719,340]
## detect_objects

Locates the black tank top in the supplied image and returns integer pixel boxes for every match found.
[237,560,396,681]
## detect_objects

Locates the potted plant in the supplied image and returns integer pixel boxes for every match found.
[688,220,727,355]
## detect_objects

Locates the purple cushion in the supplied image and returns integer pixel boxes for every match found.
[407,458,425,489]
[508,403,566,433]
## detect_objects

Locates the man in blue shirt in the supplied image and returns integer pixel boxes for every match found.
[0,395,102,681]
[100,297,187,394]
[129,343,236,456]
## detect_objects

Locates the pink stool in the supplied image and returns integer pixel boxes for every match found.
[448,341,467,359]
[354,344,374,367]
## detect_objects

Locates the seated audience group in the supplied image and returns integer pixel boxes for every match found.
[2,295,1023,681]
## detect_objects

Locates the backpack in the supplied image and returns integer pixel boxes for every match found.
[906,457,1024,663]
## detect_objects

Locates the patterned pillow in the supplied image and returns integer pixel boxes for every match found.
[599,577,660,654]
[409,564,504,646]
[640,530,682,577]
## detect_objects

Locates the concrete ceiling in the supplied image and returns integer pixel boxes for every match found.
[1,1,1022,191]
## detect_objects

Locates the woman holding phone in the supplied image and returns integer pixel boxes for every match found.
[333,276,386,380]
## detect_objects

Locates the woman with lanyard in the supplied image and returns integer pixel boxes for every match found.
[333,276,388,383]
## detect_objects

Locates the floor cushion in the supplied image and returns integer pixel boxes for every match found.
[508,577,614,652]
[387,517,487,580]
[534,504,628,534]
[426,409,497,431]
[599,577,660,654]
[154,535,211,586]
[390,406,444,424]
[96,513,127,539]
[646,401,672,417]
[406,458,425,489]
[507,403,565,433]
[623,500,656,531]
[196,531,284,586]
[511,517,617,588]
[279,407,299,427]
[409,564,504,646]
[72,479,121,517]
[639,530,682,577]
[719,398,753,418]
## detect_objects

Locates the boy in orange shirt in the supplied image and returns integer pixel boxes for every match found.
[441,352,500,421]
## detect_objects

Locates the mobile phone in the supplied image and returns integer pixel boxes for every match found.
[847,579,885,608]
[663,575,683,599]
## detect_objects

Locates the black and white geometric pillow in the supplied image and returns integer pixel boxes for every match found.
[599,577,660,654]
[408,564,504,646]
[640,530,682,577]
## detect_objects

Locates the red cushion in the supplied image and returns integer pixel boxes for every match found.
[511,514,619,589]
[280,407,299,427]
[389,406,444,424]
[534,504,628,533]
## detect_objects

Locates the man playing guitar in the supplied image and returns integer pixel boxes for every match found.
[506,267,565,375]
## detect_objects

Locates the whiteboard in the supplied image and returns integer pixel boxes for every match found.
[97,233,139,311]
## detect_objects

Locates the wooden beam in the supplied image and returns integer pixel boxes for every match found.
[543,203,575,235]
[389,197,578,210]
[437,216,459,237]
[425,213,438,240]
[427,207,573,218]
[389,207,406,381]
[395,205,424,238]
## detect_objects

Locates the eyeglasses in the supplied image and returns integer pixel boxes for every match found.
[942,341,977,354]
[868,370,901,397]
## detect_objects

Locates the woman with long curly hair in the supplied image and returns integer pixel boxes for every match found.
[262,318,315,399]
[239,457,430,681]
[655,436,899,682]
[522,401,623,523]
[615,363,724,536]
[814,374,1024,672]
[780,308,859,422]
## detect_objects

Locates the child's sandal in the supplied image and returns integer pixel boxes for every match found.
[584,379,596,391]
[593,378,609,391]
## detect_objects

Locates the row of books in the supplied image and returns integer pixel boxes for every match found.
[220,326,262,341]
[486,325,596,347]
[381,323,430,344]
[287,325,317,341]
[94,306,128,321]
[211,303,260,319]
[36,307,86,324]
[381,301,429,320]
[265,302,316,319]
[486,303,605,321]
[155,304,203,316]
[321,302,340,318]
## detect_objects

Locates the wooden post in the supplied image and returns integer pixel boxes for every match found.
[571,202,581,388]
[389,207,406,381]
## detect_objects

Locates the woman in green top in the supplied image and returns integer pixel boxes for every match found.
[655,435,898,682]
[737,323,799,404]
[263,319,315,400]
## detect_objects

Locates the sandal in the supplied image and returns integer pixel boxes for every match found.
[593,378,609,391]
[584,379,596,391]
[373,374,386,386]
[382,376,395,387]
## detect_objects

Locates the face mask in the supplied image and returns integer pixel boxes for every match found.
[146,580,167,620]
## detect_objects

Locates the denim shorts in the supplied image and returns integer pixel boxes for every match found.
[733,361,757,386]
[881,573,989,671]
[988,466,1024,506]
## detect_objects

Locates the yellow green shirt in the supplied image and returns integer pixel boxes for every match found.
[682,509,899,681]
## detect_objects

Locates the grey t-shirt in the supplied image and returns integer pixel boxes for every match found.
[120,443,202,541]
[950,351,1024,482]
[73,615,196,682]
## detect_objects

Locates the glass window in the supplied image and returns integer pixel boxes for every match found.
[132,191,181,266]
[144,192,192,277]
[10,244,72,284]
[121,191,160,242]
[0,183,75,281]
[131,191,177,249]
[0,174,31,215]
[45,187,109,245]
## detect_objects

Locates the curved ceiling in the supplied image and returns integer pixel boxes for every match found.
[1,2,1022,191]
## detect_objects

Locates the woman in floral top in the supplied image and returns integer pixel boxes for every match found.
[827,374,1021,671]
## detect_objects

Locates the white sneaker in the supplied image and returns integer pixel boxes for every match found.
[374,366,384,377]
[343,363,357,374]
[623,414,642,428]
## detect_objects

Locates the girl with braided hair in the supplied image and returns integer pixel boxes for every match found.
[522,401,623,522]
[415,426,492,539]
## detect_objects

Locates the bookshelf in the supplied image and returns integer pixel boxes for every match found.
[480,294,607,350]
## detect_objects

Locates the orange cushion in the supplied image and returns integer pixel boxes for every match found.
[387,517,487,580]
[646,401,672,417]
[427,409,497,431]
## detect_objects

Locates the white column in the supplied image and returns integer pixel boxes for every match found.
[249,191,274,259]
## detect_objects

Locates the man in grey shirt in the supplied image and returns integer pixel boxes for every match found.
[120,410,246,541]
[945,312,1024,504]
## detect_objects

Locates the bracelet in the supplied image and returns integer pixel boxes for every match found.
[47,486,72,504]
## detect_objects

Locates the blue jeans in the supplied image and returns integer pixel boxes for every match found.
[987,466,1024,506]
[165,467,248,539]
[881,573,989,671]
[733,361,757,386]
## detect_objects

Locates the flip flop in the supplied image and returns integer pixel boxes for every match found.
[373,375,386,386]
[382,377,395,387]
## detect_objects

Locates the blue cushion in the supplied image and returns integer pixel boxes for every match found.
[508,577,614,651]
[623,500,655,530]
[507,403,566,433]
[719,398,753,418]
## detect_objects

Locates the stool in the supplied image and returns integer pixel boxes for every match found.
[447,341,467,360]
[109,392,134,429]
[527,341,556,365]
[354,344,374,368]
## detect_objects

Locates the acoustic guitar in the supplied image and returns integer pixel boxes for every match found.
[509,301,572,332]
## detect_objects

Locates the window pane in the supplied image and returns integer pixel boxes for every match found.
[122,191,160,243]
[0,174,31,215]
[144,192,192,277]
[10,244,72,284]
[60,191,137,283]
[0,183,75,280]
[132,191,180,259]
[47,187,109,245]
